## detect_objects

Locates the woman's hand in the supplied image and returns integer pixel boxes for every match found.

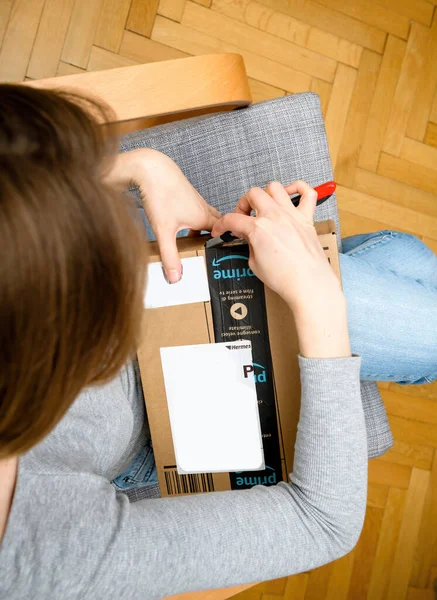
[107,149,221,282]
[212,181,351,358]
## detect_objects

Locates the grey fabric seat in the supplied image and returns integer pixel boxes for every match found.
[121,92,393,459]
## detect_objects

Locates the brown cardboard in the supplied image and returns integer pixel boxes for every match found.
[137,220,340,497]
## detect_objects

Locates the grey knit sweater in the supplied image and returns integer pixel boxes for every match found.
[0,356,367,599]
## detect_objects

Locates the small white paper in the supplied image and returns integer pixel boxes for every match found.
[144,256,210,309]
[160,341,265,474]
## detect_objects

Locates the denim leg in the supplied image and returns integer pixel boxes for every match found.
[112,437,158,491]
[340,231,437,384]
[342,231,437,285]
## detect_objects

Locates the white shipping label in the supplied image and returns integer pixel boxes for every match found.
[144,256,210,309]
[160,341,265,475]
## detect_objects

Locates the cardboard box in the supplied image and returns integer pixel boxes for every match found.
[137,220,340,497]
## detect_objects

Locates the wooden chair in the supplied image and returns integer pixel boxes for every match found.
[28,53,251,133]
[27,53,256,600]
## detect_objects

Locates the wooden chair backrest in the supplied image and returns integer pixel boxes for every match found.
[27,53,252,133]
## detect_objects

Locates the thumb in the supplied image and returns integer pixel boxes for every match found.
[155,228,182,283]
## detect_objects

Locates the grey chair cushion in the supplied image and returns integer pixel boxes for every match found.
[121,92,393,459]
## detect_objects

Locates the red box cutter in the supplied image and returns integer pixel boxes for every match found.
[290,180,336,208]
[210,181,337,246]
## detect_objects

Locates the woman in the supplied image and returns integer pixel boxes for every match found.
[0,84,433,599]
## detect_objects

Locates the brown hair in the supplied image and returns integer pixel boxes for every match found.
[0,84,146,458]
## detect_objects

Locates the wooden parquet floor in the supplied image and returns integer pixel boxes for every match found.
[1,0,437,598]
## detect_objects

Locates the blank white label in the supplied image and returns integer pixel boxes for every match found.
[144,256,210,309]
[160,341,265,475]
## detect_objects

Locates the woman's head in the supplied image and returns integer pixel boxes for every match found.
[0,85,146,459]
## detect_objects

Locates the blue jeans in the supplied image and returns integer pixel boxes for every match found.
[115,230,437,491]
[341,230,437,384]
[112,437,157,491]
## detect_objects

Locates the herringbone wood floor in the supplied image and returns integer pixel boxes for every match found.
[1,1,437,598]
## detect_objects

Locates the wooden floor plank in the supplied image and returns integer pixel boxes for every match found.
[406,16,437,141]
[310,78,332,117]
[324,64,358,170]
[430,88,437,124]
[427,565,437,588]
[313,0,410,39]
[211,0,310,48]
[247,78,285,103]
[0,0,13,50]
[381,440,434,471]
[368,459,412,489]
[304,563,333,600]
[126,0,159,38]
[282,573,308,599]
[347,507,384,600]
[389,382,437,403]
[56,61,85,76]
[120,30,189,63]
[305,27,362,68]
[401,138,437,172]
[338,210,414,238]
[389,415,437,448]
[87,46,138,71]
[382,389,437,427]
[61,0,105,69]
[94,0,131,53]
[335,49,381,187]
[254,0,387,52]
[382,23,430,157]
[378,153,437,197]
[151,16,312,93]
[377,152,437,198]
[418,0,437,7]
[336,185,437,240]
[182,2,337,83]
[407,589,435,600]
[353,168,437,220]
[325,550,355,600]
[26,0,76,80]
[226,589,261,600]
[374,0,434,26]
[424,122,437,148]
[212,0,363,68]
[158,0,187,23]
[410,454,437,588]
[232,589,261,600]
[367,483,389,509]
[0,0,45,82]
[386,469,431,600]
[358,35,406,171]
[253,578,288,596]
[368,489,408,600]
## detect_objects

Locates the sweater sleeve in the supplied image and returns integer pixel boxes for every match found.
[1,357,367,600]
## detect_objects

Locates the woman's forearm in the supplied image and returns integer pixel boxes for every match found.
[293,293,352,359]
[82,357,367,599]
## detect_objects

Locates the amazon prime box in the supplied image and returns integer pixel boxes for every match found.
[137,221,340,497]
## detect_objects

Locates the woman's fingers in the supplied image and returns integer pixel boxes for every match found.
[155,228,182,283]
[284,180,317,221]
[212,212,255,240]
[265,181,292,207]
[235,187,273,216]
[209,205,222,220]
